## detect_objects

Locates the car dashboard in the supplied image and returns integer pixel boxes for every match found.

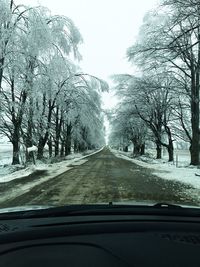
[0,210,200,266]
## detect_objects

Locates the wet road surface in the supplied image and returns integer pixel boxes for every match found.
[0,148,198,208]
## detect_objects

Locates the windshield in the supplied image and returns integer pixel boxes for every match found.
[0,0,199,212]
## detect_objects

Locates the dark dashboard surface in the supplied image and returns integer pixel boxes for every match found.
[0,213,200,266]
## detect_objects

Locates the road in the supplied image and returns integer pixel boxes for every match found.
[0,148,198,208]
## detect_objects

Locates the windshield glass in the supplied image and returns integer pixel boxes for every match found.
[0,0,199,211]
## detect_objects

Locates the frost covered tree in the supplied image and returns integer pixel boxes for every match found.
[109,106,147,156]
[67,75,107,153]
[111,72,176,161]
[127,0,200,165]
[109,76,148,156]
[0,1,82,164]
[0,0,107,164]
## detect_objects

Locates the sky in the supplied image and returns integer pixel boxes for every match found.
[19,0,158,108]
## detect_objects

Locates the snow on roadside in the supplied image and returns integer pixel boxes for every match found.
[111,149,155,169]
[0,148,104,203]
[111,149,200,191]
[0,147,103,183]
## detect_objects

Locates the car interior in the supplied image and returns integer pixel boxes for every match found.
[0,205,200,267]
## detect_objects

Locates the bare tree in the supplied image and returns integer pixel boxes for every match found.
[127,1,200,165]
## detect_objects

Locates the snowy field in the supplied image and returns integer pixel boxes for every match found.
[0,143,12,165]
[112,149,200,203]
[139,148,191,167]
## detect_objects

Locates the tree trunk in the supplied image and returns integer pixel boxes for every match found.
[54,108,59,157]
[37,137,46,160]
[133,143,140,156]
[78,143,85,152]
[0,57,5,91]
[123,145,128,152]
[140,143,145,155]
[47,137,52,158]
[25,97,34,164]
[37,99,54,160]
[190,134,199,165]
[60,140,65,157]
[74,139,78,153]
[167,144,174,162]
[54,141,59,157]
[55,107,63,157]
[54,142,59,157]
[65,123,72,156]
[190,83,199,165]
[167,135,174,162]
[12,129,20,165]
[156,141,162,159]
[190,35,200,165]
[164,125,174,162]
[65,137,71,156]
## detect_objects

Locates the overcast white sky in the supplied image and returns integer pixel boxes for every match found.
[19,0,157,78]
[18,0,158,110]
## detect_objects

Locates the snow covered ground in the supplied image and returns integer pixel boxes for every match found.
[137,148,190,167]
[0,148,103,183]
[112,149,200,203]
[0,143,12,166]
[0,148,104,203]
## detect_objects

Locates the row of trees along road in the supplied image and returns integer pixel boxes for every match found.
[109,0,200,165]
[0,0,107,165]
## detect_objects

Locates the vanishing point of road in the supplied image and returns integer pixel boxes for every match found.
[0,147,198,208]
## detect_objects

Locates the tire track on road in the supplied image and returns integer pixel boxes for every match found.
[0,148,198,207]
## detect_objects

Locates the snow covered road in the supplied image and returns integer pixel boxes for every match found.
[0,147,199,208]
